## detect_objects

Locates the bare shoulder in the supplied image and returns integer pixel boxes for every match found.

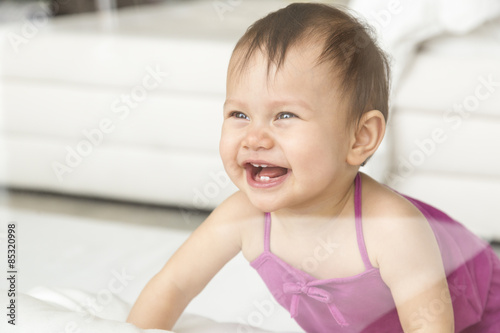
[214,191,262,222]
[360,173,424,222]
[359,173,438,268]
[209,190,263,227]
[204,190,263,250]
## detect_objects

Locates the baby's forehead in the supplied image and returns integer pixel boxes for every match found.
[228,41,339,85]
[226,46,348,116]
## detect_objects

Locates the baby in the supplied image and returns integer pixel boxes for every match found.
[127,3,500,332]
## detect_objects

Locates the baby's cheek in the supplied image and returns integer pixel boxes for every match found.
[218,144,239,176]
[295,146,339,177]
[218,136,233,161]
[219,150,234,173]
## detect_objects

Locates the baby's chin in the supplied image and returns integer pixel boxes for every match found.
[242,191,287,214]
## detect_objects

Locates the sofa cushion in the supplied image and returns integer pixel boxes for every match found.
[1,0,287,93]
[393,19,500,118]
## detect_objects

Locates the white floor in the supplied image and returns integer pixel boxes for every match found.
[0,187,204,301]
[0,187,303,332]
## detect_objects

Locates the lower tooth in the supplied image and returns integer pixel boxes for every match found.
[260,176,270,181]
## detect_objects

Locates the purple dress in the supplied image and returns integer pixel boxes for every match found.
[250,173,500,332]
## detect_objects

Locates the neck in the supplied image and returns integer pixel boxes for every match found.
[272,174,357,233]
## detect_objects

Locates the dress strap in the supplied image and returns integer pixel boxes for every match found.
[264,212,271,252]
[355,173,373,270]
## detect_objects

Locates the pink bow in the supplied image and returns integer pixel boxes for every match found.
[283,282,349,327]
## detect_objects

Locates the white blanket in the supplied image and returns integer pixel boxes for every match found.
[0,286,279,333]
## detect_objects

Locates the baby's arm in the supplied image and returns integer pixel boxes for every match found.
[375,206,454,332]
[126,192,246,330]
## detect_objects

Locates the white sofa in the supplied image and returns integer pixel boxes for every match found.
[1,0,499,239]
[0,0,261,209]
[386,23,500,239]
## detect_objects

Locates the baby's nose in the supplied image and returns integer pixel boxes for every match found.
[242,124,274,151]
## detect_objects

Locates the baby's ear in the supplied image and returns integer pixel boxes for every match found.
[346,110,386,166]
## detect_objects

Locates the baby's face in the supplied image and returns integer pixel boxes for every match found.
[220,45,354,213]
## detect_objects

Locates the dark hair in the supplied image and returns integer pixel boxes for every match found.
[230,3,391,126]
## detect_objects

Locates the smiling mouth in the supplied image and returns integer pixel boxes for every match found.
[244,162,290,188]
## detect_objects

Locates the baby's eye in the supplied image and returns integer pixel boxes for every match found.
[229,111,249,120]
[276,112,297,120]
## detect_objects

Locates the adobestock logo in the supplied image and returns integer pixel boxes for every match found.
[191,170,231,208]
[337,0,403,73]
[385,74,499,186]
[409,276,466,330]
[78,268,135,322]
[6,0,71,53]
[299,235,340,273]
[212,0,242,21]
[53,267,134,333]
[367,0,403,30]
[236,296,276,333]
[51,65,168,182]
[180,170,231,225]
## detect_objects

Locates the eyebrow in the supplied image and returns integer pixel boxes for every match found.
[223,98,246,109]
[224,98,312,111]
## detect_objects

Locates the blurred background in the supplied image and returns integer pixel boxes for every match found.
[0,1,499,329]
[1,0,161,18]
[0,0,499,241]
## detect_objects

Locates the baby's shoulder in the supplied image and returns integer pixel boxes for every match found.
[361,173,425,222]
[198,191,263,255]
[215,190,262,218]
[211,191,267,261]
[360,174,436,266]
[209,190,263,231]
